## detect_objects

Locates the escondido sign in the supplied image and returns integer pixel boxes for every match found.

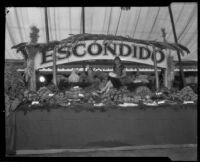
[34,40,167,69]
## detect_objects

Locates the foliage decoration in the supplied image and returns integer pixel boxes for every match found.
[5,64,25,99]
[12,33,190,57]
[5,64,25,116]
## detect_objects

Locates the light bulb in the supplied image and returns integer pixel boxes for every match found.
[39,76,45,83]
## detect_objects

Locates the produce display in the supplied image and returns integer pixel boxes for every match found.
[9,70,197,112]
[16,84,197,109]
[176,86,197,101]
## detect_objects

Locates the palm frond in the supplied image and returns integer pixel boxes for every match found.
[169,43,185,56]
[155,42,177,50]
[176,43,190,54]
[11,42,27,49]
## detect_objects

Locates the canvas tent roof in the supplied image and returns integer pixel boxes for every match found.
[5,3,197,62]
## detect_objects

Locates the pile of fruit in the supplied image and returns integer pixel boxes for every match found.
[47,84,58,93]
[37,87,53,102]
[95,87,142,104]
[68,86,82,99]
[53,91,69,106]
[87,95,102,104]
[176,86,197,101]
[81,91,102,104]
[135,86,153,99]
[101,92,115,105]
[22,90,39,102]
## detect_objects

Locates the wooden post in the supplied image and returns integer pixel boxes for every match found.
[29,59,36,91]
[53,47,57,86]
[161,28,169,88]
[25,46,37,91]
[152,45,159,91]
[168,5,185,89]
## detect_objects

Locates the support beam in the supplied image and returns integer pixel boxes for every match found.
[168,5,185,89]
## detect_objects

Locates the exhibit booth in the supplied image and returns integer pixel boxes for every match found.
[5,5,197,155]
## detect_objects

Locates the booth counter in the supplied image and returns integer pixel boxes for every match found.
[6,104,197,155]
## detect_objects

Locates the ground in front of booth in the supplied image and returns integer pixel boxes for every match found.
[10,146,197,160]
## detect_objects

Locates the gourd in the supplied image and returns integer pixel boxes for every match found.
[68,69,80,83]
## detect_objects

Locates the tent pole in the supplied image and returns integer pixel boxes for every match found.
[168,5,185,89]
[45,7,57,87]
[82,7,85,34]
[44,7,50,42]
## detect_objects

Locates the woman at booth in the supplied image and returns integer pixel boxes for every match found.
[110,56,126,89]
[97,56,127,93]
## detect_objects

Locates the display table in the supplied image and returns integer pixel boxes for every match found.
[6,104,197,154]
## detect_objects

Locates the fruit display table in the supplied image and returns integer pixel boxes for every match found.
[6,104,197,155]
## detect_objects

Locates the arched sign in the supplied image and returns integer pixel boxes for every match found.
[34,40,167,69]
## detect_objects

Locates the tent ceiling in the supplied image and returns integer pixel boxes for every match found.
[5,3,197,61]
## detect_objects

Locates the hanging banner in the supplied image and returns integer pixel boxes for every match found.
[34,40,167,69]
